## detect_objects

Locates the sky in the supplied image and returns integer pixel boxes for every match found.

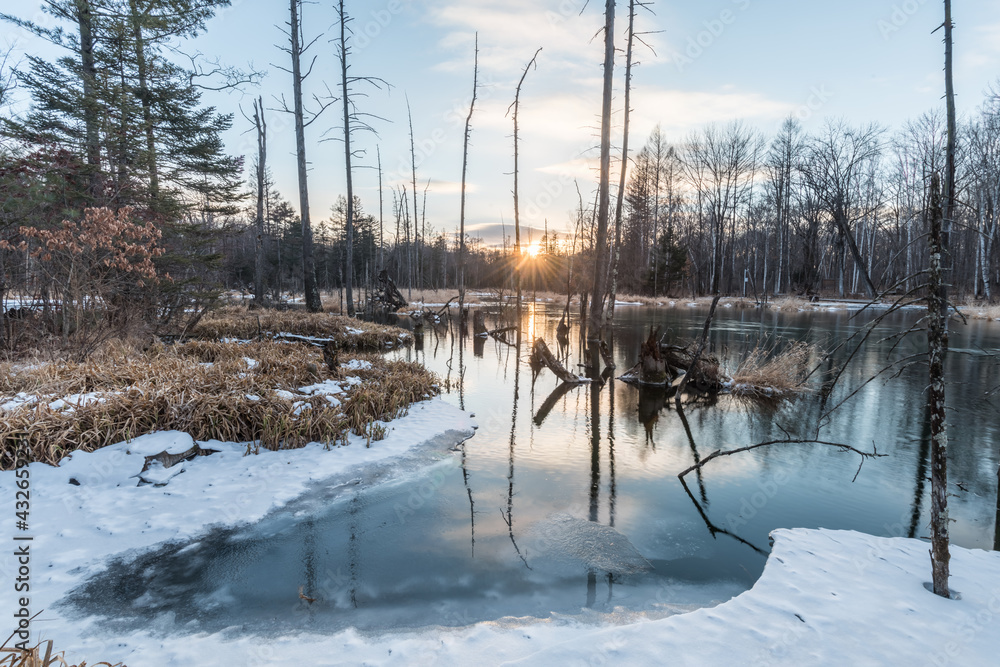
[4,0,1000,247]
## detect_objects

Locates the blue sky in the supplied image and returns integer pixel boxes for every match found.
[5,0,1000,246]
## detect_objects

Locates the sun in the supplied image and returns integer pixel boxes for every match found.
[526,242,541,258]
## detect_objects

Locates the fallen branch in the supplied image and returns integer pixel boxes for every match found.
[677,438,884,481]
[487,325,517,338]
[531,338,589,384]
[435,295,460,318]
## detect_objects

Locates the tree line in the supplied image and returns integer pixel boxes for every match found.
[1,0,997,333]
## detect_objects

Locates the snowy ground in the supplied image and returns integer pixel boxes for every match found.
[3,400,999,665]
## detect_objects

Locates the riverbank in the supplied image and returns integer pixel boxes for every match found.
[3,427,996,665]
[402,289,1000,322]
[0,400,476,664]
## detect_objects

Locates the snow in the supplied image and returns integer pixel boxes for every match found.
[2,391,109,413]
[297,379,345,396]
[340,359,373,371]
[3,400,999,665]
[0,398,475,662]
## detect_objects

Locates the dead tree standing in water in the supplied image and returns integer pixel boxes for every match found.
[588,0,615,338]
[459,35,479,319]
[508,48,542,315]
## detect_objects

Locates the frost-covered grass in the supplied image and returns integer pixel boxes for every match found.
[0,340,437,468]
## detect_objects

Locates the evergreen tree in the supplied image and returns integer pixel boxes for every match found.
[1,0,244,219]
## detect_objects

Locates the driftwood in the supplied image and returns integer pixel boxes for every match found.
[487,325,517,343]
[138,443,219,486]
[620,299,727,392]
[141,443,218,472]
[531,338,588,384]
[372,269,407,311]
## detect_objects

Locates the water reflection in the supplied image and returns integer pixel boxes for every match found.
[66,302,1000,635]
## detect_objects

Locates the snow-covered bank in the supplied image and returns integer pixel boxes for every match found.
[0,398,474,660]
[4,398,999,665]
[23,526,999,666]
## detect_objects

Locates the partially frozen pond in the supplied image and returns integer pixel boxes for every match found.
[65,303,1000,634]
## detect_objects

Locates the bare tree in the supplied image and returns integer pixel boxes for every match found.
[684,121,762,294]
[588,0,615,336]
[459,35,479,316]
[800,119,884,298]
[334,0,387,317]
[607,0,640,323]
[927,171,950,597]
[276,0,333,312]
[251,96,267,305]
[969,99,1000,300]
[507,47,542,311]
[407,96,420,290]
[766,117,803,296]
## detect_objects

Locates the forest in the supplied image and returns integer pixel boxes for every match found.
[0,0,997,332]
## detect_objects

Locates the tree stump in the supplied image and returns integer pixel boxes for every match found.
[639,326,669,384]
[473,310,487,336]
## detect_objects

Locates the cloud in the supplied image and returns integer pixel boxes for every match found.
[628,87,794,141]
[962,22,1000,70]
[472,84,793,151]
[427,0,602,75]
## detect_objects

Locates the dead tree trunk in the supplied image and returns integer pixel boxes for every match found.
[252,96,267,305]
[459,35,478,318]
[607,0,636,324]
[941,0,956,334]
[532,338,586,384]
[407,97,420,290]
[638,327,667,384]
[377,146,384,269]
[928,171,951,598]
[288,0,323,312]
[588,0,615,337]
[337,0,355,316]
[509,48,542,314]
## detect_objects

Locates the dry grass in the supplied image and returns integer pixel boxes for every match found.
[730,340,818,398]
[189,305,411,350]
[958,299,1000,321]
[0,340,437,469]
[0,638,124,666]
